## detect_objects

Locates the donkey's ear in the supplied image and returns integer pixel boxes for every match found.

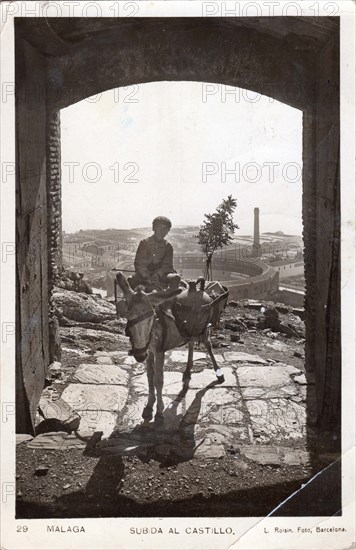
[116,272,134,300]
[147,288,182,307]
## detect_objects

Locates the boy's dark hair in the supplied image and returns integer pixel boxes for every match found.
[152,216,172,230]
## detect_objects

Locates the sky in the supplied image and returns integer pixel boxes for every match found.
[61,81,303,236]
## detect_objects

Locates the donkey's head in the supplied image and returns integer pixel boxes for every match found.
[116,272,181,363]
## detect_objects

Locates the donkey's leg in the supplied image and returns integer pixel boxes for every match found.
[204,327,225,384]
[153,351,165,425]
[142,350,155,421]
[182,340,194,384]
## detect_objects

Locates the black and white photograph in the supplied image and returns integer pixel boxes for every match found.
[0,2,355,549]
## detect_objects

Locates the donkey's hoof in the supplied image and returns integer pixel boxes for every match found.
[217,374,225,384]
[154,413,164,426]
[142,406,153,421]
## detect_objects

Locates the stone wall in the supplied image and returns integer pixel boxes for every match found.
[15,37,49,433]
[314,33,340,428]
[46,18,314,112]
[301,30,340,428]
[46,111,62,364]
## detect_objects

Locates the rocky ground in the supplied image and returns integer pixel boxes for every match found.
[16,291,341,518]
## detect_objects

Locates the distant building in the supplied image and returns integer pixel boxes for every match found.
[268,258,304,280]
[62,253,92,270]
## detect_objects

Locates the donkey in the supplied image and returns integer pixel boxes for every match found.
[116,272,226,426]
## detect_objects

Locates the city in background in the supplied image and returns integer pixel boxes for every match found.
[62,207,305,306]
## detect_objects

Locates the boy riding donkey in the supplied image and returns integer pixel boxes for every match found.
[112,217,229,425]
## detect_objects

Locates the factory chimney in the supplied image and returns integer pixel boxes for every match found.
[252,207,261,258]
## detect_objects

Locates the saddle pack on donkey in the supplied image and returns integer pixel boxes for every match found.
[114,274,229,344]
[171,277,228,338]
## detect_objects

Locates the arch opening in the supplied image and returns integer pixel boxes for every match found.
[14,19,341,507]
[59,81,304,304]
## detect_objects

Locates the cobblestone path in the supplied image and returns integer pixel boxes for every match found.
[28,348,311,467]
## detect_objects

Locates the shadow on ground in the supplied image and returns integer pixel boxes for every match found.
[16,379,341,519]
[16,461,341,518]
[97,379,220,466]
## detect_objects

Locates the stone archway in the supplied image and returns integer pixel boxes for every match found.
[15,17,340,433]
